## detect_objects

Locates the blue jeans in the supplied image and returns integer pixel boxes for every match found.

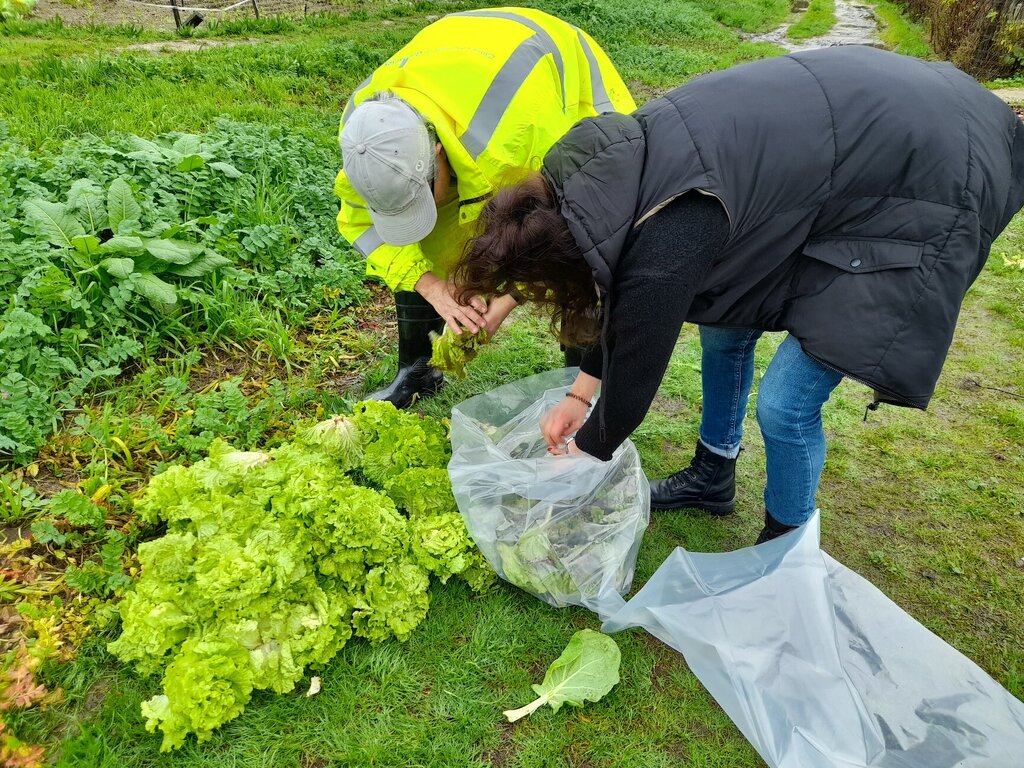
[697,326,843,526]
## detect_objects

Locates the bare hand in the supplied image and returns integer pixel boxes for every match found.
[416,272,486,334]
[482,295,518,337]
[547,437,587,457]
[541,397,589,450]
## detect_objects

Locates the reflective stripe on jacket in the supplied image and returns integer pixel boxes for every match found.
[334,7,636,291]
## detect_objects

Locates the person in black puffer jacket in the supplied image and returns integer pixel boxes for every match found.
[459,46,1024,546]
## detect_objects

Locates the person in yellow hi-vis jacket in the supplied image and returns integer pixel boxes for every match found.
[335,7,635,408]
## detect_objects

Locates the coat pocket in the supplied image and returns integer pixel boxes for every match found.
[802,237,924,273]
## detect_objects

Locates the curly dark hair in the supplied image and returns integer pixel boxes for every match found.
[452,172,601,345]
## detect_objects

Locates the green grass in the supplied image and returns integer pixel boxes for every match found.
[787,0,836,40]
[988,74,1024,89]
[5,0,1020,765]
[872,0,933,58]
[0,0,790,149]
[11,246,1024,767]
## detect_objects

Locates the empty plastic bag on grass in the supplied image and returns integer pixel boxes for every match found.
[448,369,650,608]
[599,514,1024,768]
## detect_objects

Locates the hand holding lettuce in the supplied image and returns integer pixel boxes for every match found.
[429,326,489,378]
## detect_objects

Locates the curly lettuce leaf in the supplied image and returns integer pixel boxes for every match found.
[310,484,408,583]
[351,560,430,643]
[112,401,477,749]
[142,638,255,752]
[385,467,458,517]
[429,327,488,378]
[408,510,474,583]
[296,415,362,470]
[503,630,620,722]
[457,549,499,594]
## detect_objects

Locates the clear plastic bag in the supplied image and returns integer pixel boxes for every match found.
[448,369,650,608]
[599,514,1024,767]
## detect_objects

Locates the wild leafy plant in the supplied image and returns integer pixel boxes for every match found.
[22,175,232,312]
[0,119,365,462]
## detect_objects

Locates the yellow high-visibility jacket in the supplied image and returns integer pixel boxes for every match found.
[334,7,636,292]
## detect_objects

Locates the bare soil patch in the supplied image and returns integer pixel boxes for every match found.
[992,87,1024,106]
[121,37,259,53]
[31,0,352,32]
[32,0,179,31]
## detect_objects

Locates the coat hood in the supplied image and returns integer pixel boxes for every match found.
[541,113,647,294]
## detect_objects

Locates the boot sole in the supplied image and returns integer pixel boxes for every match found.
[650,498,736,516]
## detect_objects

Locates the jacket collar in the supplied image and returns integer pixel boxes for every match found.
[540,112,647,294]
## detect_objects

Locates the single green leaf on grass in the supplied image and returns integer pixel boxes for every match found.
[67,179,109,233]
[133,272,178,308]
[101,235,146,255]
[22,199,85,247]
[166,252,232,277]
[503,629,621,722]
[176,155,206,173]
[107,178,142,234]
[144,238,202,265]
[100,258,135,279]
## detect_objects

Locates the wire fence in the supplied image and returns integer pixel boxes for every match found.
[123,0,348,29]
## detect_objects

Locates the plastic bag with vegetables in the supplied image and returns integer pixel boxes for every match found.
[449,370,650,610]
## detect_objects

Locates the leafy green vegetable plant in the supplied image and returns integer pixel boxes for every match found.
[503,629,621,722]
[429,327,489,378]
[0,120,366,463]
[109,402,493,751]
[22,175,231,312]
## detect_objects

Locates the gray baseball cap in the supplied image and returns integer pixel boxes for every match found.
[341,97,437,246]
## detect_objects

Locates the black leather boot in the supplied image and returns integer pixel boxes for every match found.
[649,441,737,514]
[755,510,798,544]
[368,291,444,409]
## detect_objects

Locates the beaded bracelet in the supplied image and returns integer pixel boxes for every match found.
[565,392,592,407]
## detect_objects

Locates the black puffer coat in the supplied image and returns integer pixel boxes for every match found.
[542,46,1024,408]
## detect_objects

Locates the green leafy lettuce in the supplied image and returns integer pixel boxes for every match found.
[109,401,494,751]
[503,629,621,722]
[429,327,488,378]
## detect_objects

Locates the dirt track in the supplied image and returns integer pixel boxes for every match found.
[30,0,346,32]
[33,0,179,31]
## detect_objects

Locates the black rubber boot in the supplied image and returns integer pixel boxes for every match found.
[562,345,591,368]
[649,441,737,514]
[368,291,445,409]
[755,510,798,545]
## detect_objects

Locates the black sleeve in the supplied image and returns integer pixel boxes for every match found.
[574,192,729,460]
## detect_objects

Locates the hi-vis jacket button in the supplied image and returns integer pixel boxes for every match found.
[850,258,862,268]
